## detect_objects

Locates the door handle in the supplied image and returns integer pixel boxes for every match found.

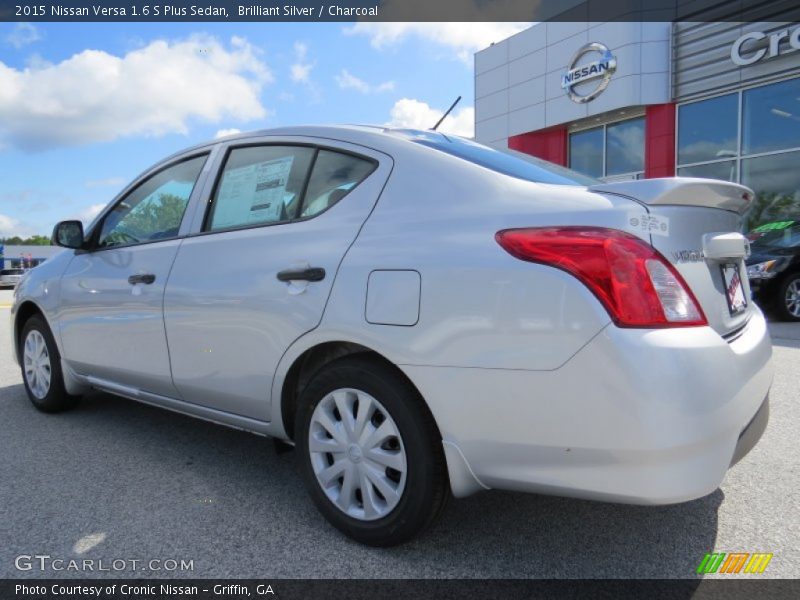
[128,273,156,285]
[276,267,325,282]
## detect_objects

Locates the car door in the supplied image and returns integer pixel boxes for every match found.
[164,140,391,420]
[58,152,211,397]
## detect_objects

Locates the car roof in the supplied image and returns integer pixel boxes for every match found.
[214,124,422,143]
[163,125,460,163]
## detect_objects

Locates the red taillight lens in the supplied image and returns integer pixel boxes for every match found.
[495,227,707,328]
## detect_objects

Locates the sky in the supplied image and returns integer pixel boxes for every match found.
[0,21,530,237]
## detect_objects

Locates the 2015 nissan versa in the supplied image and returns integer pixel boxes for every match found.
[12,126,772,546]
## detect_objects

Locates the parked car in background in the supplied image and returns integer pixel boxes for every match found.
[0,268,26,288]
[746,220,800,321]
[11,126,772,546]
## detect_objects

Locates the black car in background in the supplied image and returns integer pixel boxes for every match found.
[746,220,800,321]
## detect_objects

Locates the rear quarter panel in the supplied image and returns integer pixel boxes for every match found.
[277,144,650,377]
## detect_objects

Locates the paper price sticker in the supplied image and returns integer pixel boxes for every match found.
[628,213,670,237]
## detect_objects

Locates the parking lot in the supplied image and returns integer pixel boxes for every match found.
[0,288,797,579]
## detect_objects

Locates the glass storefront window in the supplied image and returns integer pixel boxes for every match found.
[742,151,800,232]
[677,161,737,182]
[568,127,603,178]
[677,93,738,165]
[742,78,800,156]
[606,117,645,176]
[676,77,800,233]
[569,117,644,180]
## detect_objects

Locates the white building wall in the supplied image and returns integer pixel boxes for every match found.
[474,22,672,148]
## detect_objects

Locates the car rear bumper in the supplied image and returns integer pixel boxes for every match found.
[402,308,773,503]
[730,394,769,467]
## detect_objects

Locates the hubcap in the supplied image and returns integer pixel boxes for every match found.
[786,279,800,317]
[308,388,407,521]
[23,330,51,400]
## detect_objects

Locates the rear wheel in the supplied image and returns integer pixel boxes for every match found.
[296,355,449,546]
[776,273,800,322]
[20,315,80,412]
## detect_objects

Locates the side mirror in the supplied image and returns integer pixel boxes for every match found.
[52,220,85,249]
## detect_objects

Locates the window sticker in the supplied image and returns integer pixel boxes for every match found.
[214,155,295,228]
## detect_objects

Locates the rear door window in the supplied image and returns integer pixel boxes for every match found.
[206,146,315,231]
[300,150,376,218]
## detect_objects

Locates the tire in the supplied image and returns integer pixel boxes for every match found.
[20,315,80,413]
[295,355,449,546]
[775,273,800,322]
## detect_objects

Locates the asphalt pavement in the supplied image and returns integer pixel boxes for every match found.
[0,288,797,579]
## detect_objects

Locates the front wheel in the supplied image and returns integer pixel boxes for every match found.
[296,356,449,546]
[20,315,80,413]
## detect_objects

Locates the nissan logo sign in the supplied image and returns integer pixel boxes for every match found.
[561,42,617,104]
[731,26,800,66]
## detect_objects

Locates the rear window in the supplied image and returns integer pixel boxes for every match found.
[389,129,599,186]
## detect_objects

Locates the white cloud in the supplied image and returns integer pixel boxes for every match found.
[291,63,312,83]
[290,41,313,83]
[5,23,41,49]
[85,177,126,188]
[215,128,242,138]
[24,53,52,70]
[76,203,106,225]
[288,41,322,103]
[0,214,24,237]
[0,34,272,151]
[386,98,474,138]
[335,69,394,94]
[345,22,531,63]
[0,212,39,238]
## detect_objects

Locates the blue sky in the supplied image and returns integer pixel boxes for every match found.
[0,22,528,237]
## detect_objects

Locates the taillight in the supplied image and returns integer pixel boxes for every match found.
[495,227,707,328]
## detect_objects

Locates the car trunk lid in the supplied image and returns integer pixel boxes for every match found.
[589,178,755,337]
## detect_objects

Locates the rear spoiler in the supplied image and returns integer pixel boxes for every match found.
[588,177,754,215]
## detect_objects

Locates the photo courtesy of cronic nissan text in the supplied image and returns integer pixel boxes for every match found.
[0,1,798,599]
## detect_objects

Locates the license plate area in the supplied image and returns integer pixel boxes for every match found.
[721,262,747,316]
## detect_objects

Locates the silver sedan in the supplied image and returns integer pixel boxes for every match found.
[12,126,771,545]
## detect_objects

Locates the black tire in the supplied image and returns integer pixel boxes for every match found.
[774,272,800,322]
[295,355,449,546]
[19,315,80,413]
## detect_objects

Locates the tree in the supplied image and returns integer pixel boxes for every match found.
[0,235,51,246]
[24,235,51,246]
[103,193,187,245]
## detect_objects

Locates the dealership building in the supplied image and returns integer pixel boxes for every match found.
[474,17,800,231]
